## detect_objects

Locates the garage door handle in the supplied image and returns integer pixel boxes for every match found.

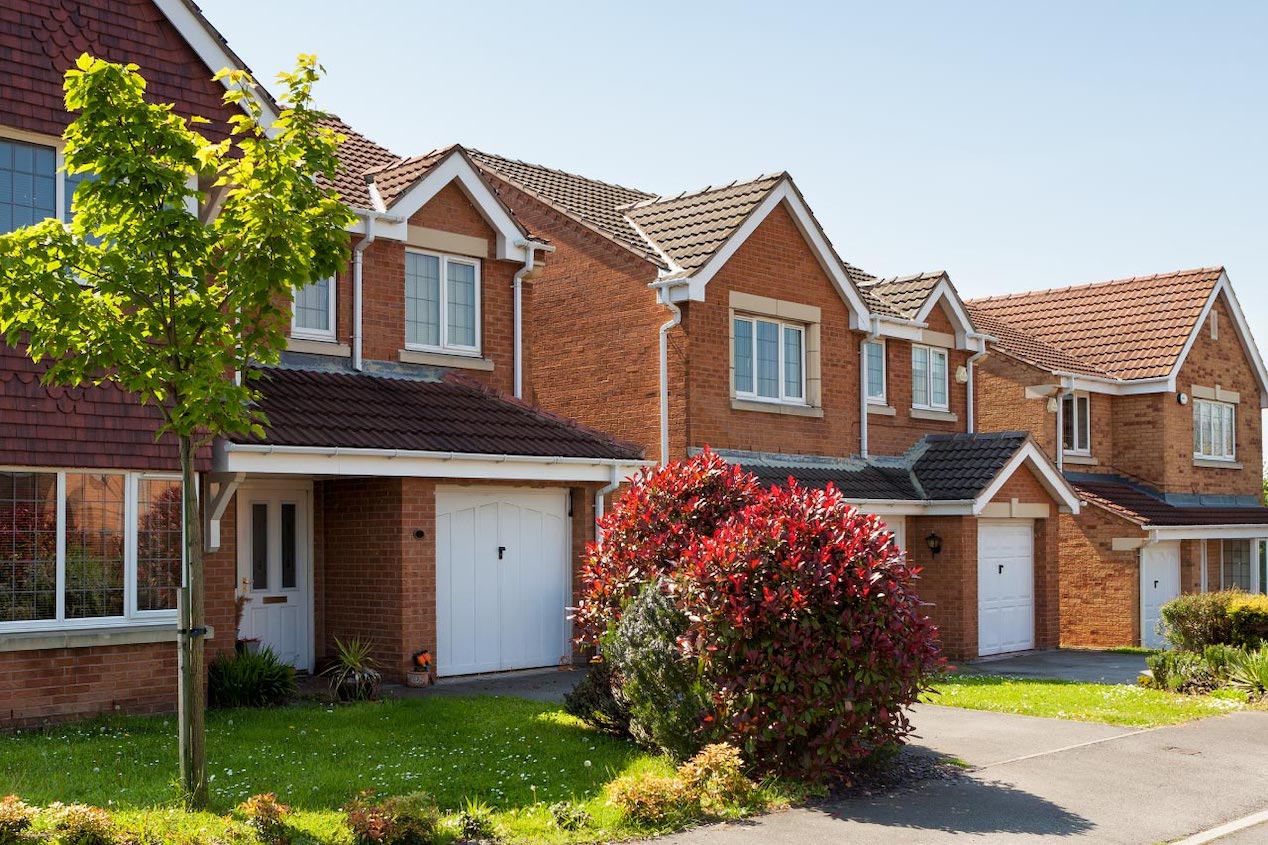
[498,546,506,560]
[998,565,1004,574]
[1154,580,1159,589]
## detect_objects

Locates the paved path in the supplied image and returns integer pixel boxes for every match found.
[959,649,1149,685]
[659,705,1268,844]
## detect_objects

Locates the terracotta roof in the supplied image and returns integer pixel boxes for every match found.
[1072,476,1268,527]
[234,366,643,461]
[366,146,457,206]
[860,272,948,320]
[469,150,661,265]
[624,175,784,272]
[967,268,1224,380]
[317,115,403,209]
[968,308,1110,378]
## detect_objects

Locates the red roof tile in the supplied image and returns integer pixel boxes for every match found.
[316,114,403,209]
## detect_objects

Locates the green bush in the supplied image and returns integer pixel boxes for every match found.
[0,795,37,845]
[1160,592,1234,651]
[343,791,439,845]
[562,659,630,737]
[606,773,697,827]
[234,793,292,845]
[677,744,755,816]
[603,581,713,761]
[208,648,297,709]
[47,803,115,845]
[1228,645,1268,699]
[453,798,496,841]
[547,801,590,832]
[1146,650,1219,694]
[1228,594,1268,648]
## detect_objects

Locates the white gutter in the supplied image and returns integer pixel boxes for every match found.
[594,462,624,543]
[965,331,995,433]
[651,279,687,465]
[859,316,881,458]
[511,240,554,400]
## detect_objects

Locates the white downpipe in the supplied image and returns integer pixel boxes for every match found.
[653,282,684,466]
[352,214,379,372]
[965,332,993,434]
[859,316,881,458]
[511,241,548,400]
[594,463,623,544]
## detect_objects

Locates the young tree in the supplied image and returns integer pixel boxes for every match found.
[0,54,355,806]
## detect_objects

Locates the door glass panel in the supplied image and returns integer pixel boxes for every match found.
[281,503,297,590]
[1223,539,1252,590]
[251,503,268,590]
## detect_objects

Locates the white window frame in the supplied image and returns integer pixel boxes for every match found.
[0,467,182,634]
[732,314,807,405]
[912,344,950,411]
[404,249,482,357]
[1193,398,1236,462]
[0,129,66,234]
[864,339,887,404]
[1062,391,1092,456]
[291,276,337,341]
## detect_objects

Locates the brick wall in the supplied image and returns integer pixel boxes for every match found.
[1057,507,1142,647]
[907,515,976,660]
[974,353,1055,453]
[868,304,971,456]
[684,202,862,458]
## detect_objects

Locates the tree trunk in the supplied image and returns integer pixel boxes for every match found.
[178,433,208,808]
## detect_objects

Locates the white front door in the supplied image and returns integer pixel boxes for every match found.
[236,482,313,670]
[435,488,570,677]
[978,519,1036,656]
[1141,542,1181,650]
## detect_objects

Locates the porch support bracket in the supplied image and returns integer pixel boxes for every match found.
[204,472,245,553]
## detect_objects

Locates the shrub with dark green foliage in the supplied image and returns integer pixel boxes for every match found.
[563,659,630,737]
[1228,594,1268,648]
[1147,650,1220,694]
[343,790,439,845]
[1160,592,1234,651]
[208,647,297,709]
[603,581,713,761]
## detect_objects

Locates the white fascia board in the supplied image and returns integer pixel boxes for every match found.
[683,180,871,329]
[151,0,280,126]
[374,153,531,262]
[972,441,1082,515]
[1168,272,1268,408]
[875,318,927,341]
[843,499,976,516]
[217,443,650,483]
[914,278,976,348]
[1150,524,1268,541]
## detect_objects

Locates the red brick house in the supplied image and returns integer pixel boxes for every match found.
[431,153,1084,661]
[0,0,645,727]
[969,269,1268,648]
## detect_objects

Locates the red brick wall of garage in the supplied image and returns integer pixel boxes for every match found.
[683,202,862,459]
[906,515,977,661]
[2,0,240,142]
[867,305,971,457]
[482,177,672,462]
[1058,507,1142,648]
[0,492,238,728]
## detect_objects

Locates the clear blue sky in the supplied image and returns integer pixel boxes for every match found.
[199,0,1266,347]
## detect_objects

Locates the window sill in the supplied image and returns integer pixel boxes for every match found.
[398,349,495,371]
[0,623,211,653]
[1193,457,1242,470]
[731,398,823,418]
[1062,453,1099,466]
[910,407,958,423]
[867,403,897,416]
[287,337,351,357]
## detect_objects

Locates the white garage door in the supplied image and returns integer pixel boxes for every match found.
[1141,542,1181,650]
[436,488,571,676]
[978,519,1035,656]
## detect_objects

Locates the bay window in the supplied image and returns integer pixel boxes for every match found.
[1062,392,1091,454]
[912,345,949,410]
[405,250,480,355]
[864,340,886,403]
[733,315,805,403]
[0,469,182,630]
[1193,399,1235,461]
[292,277,336,340]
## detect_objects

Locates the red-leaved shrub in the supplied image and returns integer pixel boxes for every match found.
[574,450,759,643]
[676,481,943,781]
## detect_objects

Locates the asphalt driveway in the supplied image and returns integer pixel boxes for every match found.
[959,649,1149,685]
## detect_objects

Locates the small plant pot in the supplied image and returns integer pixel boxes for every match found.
[406,670,433,688]
[236,638,262,655]
[334,670,382,702]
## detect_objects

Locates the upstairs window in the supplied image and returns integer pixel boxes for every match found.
[1194,399,1235,461]
[292,277,336,341]
[733,315,805,403]
[912,345,949,410]
[864,340,886,403]
[0,138,57,234]
[1062,392,1091,455]
[405,250,480,355]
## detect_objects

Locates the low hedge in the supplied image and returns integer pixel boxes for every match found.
[1160,590,1268,651]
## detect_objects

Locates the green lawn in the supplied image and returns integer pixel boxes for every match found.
[924,674,1245,727]
[0,696,699,844]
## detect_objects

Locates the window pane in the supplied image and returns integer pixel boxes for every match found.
[63,473,125,619]
[64,170,103,246]
[931,350,948,407]
[912,347,929,406]
[866,341,885,399]
[783,326,803,400]
[294,278,331,332]
[281,503,296,590]
[733,318,753,394]
[755,320,780,398]
[405,253,440,347]
[1224,540,1252,590]
[251,503,268,590]
[1223,405,1235,458]
[1061,395,1075,450]
[447,260,477,348]
[136,478,182,612]
[1077,396,1090,451]
[0,471,58,623]
[0,139,57,235]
